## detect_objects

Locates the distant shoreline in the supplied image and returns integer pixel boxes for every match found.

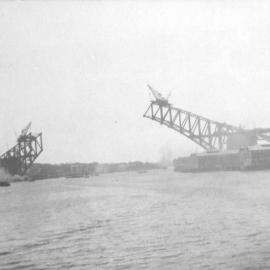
[26,161,167,181]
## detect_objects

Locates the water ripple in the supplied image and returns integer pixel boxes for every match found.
[1,171,270,269]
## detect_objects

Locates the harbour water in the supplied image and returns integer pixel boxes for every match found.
[1,169,270,269]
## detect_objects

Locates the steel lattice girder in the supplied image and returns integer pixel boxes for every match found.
[0,133,43,175]
[143,102,241,151]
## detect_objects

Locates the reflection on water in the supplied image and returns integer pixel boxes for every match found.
[1,170,270,269]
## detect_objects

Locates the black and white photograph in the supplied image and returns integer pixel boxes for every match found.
[1,0,270,269]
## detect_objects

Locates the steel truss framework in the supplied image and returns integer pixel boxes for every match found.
[0,133,43,175]
[144,101,260,151]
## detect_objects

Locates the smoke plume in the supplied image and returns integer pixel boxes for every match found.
[0,168,27,182]
[159,144,174,167]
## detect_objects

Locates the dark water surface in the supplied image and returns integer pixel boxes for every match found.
[1,170,270,269]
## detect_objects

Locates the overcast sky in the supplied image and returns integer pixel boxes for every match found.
[1,0,270,164]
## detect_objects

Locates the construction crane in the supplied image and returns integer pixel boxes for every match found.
[20,121,32,137]
[143,85,270,151]
[0,122,43,175]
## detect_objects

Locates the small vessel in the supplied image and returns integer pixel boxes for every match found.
[137,170,147,174]
[0,181,10,187]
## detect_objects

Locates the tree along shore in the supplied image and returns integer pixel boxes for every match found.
[27,161,165,180]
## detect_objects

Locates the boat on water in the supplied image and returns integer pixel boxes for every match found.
[137,170,148,174]
[0,181,10,187]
